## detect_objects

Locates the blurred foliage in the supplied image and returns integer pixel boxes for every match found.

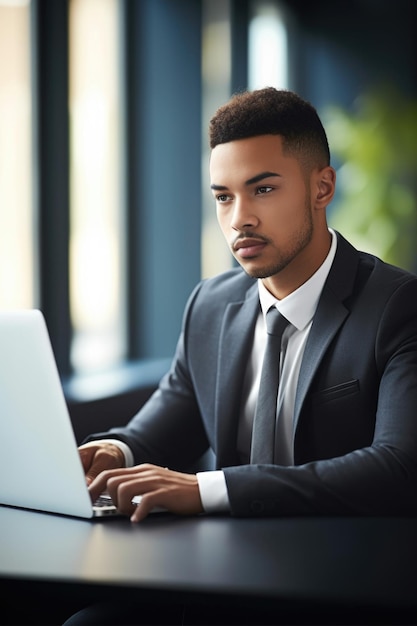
[324,87,417,271]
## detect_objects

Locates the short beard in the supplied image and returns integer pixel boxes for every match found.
[244,199,314,279]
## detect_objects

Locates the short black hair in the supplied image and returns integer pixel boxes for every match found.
[209,87,330,170]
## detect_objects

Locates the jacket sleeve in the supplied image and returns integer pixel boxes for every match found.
[85,281,211,472]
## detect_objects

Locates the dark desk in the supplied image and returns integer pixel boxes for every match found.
[1,505,417,625]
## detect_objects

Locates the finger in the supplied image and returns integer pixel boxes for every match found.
[88,465,195,512]
[84,444,125,486]
[129,477,203,523]
[85,460,111,487]
[130,489,167,523]
[88,465,147,503]
[104,470,170,506]
[88,467,130,502]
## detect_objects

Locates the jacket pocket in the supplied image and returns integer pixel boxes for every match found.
[312,379,359,406]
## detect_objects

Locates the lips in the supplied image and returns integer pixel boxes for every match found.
[233,238,267,258]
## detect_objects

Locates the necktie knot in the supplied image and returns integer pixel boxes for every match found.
[266,307,290,338]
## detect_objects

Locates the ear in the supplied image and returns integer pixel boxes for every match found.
[314,166,336,209]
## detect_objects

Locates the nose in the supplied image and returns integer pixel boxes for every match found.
[230,197,259,231]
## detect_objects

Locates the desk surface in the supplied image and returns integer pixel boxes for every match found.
[1,505,417,615]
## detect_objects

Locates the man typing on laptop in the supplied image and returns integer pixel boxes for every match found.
[78,88,417,524]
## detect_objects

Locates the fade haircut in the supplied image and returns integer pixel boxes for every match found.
[209,87,330,171]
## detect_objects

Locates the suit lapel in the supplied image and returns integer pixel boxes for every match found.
[293,233,360,433]
[215,282,259,467]
[293,286,348,433]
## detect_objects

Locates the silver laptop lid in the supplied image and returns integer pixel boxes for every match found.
[0,310,94,518]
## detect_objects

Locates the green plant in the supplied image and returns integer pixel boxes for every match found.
[324,87,417,271]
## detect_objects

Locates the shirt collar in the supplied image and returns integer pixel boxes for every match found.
[258,229,337,331]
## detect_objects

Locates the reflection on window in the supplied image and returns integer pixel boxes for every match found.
[0,0,35,309]
[69,0,125,372]
[248,1,288,90]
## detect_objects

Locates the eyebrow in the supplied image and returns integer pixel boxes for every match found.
[210,171,281,191]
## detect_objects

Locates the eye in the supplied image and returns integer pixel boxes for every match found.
[256,186,273,195]
[215,193,231,203]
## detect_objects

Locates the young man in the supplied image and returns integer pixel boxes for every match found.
[80,87,417,522]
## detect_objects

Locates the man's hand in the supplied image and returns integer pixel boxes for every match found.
[78,442,125,485]
[88,464,204,522]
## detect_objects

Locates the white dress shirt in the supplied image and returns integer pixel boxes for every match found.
[100,231,337,514]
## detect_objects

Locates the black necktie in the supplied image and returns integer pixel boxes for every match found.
[250,307,290,464]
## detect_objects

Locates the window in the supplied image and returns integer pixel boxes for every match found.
[0,0,36,310]
[69,0,126,373]
[201,0,233,279]
[248,0,288,90]
[0,0,211,383]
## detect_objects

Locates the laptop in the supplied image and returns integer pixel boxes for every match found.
[0,309,120,519]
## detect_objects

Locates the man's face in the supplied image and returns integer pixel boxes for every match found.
[210,134,316,290]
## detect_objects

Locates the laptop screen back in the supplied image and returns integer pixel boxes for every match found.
[0,310,94,518]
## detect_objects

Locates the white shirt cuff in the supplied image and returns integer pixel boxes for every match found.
[196,470,230,513]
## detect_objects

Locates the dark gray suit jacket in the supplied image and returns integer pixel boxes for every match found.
[90,233,417,516]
